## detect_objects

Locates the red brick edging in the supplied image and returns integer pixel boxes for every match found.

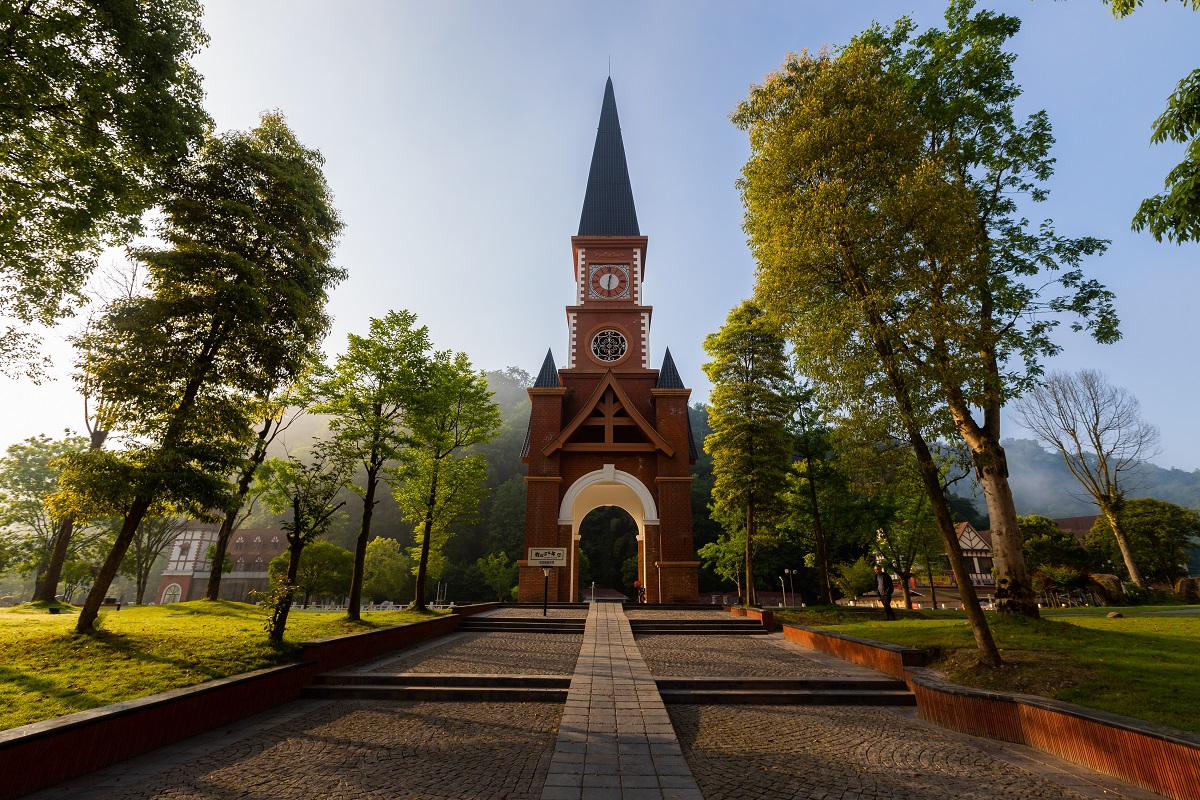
[722,605,775,631]
[0,604,498,800]
[783,623,1200,800]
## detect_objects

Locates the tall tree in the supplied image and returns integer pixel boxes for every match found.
[1087,498,1198,585]
[0,0,209,375]
[1013,369,1159,586]
[789,385,835,604]
[57,113,344,633]
[205,397,301,602]
[735,2,1119,623]
[732,32,1004,662]
[268,540,354,608]
[362,537,411,604]
[394,351,499,612]
[0,433,90,592]
[702,301,795,607]
[1107,0,1200,243]
[257,447,350,641]
[309,310,431,621]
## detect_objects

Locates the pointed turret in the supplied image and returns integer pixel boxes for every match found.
[534,348,560,388]
[578,78,640,236]
[656,348,684,389]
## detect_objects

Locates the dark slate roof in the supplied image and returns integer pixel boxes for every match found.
[534,348,560,388]
[578,78,640,236]
[656,348,684,389]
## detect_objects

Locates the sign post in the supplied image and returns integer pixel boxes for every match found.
[528,548,567,617]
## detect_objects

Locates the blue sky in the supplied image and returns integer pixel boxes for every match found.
[3,0,1198,469]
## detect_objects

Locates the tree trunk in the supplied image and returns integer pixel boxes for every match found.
[804,454,833,605]
[899,572,913,609]
[744,494,756,607]
[76,498,151,632]
[971,441,1039,617]
[413,465,439,612]
[347,463,379,621]
[1100,502,1146,587]
[269,538,303,644]
[33,518,73,602]
[207,417,274,601]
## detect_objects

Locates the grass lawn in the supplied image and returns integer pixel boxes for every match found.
[775,605,1200,734]
[0,600,441,731]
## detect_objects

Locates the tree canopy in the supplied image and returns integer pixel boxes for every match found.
[0,0,210,375]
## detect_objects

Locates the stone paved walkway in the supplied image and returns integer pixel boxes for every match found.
[541,603,703,800]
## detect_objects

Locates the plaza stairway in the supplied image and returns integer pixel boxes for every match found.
[305,672,572,702]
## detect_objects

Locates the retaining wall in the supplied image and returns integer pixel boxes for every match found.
[782,622,1200,800]
[0,606,496,800]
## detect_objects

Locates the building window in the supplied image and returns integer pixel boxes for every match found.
[234,537,244,552]
[162,584,182,604]
[271,536,280,544]
[236,559,245,571]
[178,543,190,560]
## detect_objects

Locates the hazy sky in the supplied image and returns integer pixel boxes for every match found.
[3,1,1198,470]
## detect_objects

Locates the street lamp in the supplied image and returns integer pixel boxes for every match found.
[779,576,786,608]
[785,568,801,607]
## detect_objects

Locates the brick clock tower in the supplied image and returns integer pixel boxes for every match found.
[519,78,699,604]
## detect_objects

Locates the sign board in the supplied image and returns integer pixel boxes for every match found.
[528,547,567,567]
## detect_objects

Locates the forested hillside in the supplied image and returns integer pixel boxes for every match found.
[962,439,1200,522]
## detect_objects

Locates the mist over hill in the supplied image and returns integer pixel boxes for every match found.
[962,438,1200,523]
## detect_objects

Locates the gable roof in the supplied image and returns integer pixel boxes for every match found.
[542,370,673,457]
[578,78,640,236]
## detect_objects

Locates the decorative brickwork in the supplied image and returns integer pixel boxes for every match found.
[520,80,697,603]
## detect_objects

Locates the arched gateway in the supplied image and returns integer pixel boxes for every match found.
[518,78,699,603]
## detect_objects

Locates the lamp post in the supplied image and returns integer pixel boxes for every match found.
[779,576,786,607]
[542,568,550,617]
[785,568,800,607]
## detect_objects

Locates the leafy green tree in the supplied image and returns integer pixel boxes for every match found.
[0,0,209,374]
[362,537,411,604]
[1019,515,1094,573]
[0,434,88,588]
[477,552,517,601]
[258,448,350,641]
[788,387,836,604]
[205,399,299,602]
[832,557,877,601]
[309,310,431,620]
[698,531,745,600]
[1088,498,1198,584]
[1014,370,1159,586]
[269,540,353,608]
[702,301,795,607]
[57,113,345,634]
[1106,0,1200,242]
[394,351,500,611]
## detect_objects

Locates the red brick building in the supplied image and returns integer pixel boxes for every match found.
[519,79,699,603]
[156,524,288,604]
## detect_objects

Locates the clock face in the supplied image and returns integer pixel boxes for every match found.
[588,264,630,299]
[591,329,628,362]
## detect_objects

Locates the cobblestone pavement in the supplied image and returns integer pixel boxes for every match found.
[493,608,590,618]
[623,609,727,619]
[636,633,843,678]
[670,704,1163,800]
[366,631,582,674]
[25,699,562,800]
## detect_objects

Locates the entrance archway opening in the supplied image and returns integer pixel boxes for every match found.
[578,506,639,601]
[558,465,659,602]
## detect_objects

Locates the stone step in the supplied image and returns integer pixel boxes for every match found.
[656,688,916,706]
[314,673,572,688]
[631,626,768,635]
[628,619,761,627]
[655,677,908,692]
[455,621,585,633]
[303,684,570,703]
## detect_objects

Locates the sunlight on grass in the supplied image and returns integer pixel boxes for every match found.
[777,605,1200,734]
[0,601,441,731]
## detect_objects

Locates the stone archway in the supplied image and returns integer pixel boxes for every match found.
[559,465,658,601]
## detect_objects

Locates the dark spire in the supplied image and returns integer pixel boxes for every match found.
[578,78,640,236]
[534,349,560,388]
[656,348,684,389]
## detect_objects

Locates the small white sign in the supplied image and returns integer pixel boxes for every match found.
[528,547,567,567]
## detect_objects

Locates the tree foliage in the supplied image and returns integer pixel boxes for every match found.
[362,537,411,604]
[0,434,87,581]
[1088,498,1198,584]
[310,310,430,620]
[268,540,353,608]
[394,350,499,610]
[61,112,344,633]
[702,300,795,606]
[0,0,210,374]
[477,551,517,602]
[1107,0,1200,242]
